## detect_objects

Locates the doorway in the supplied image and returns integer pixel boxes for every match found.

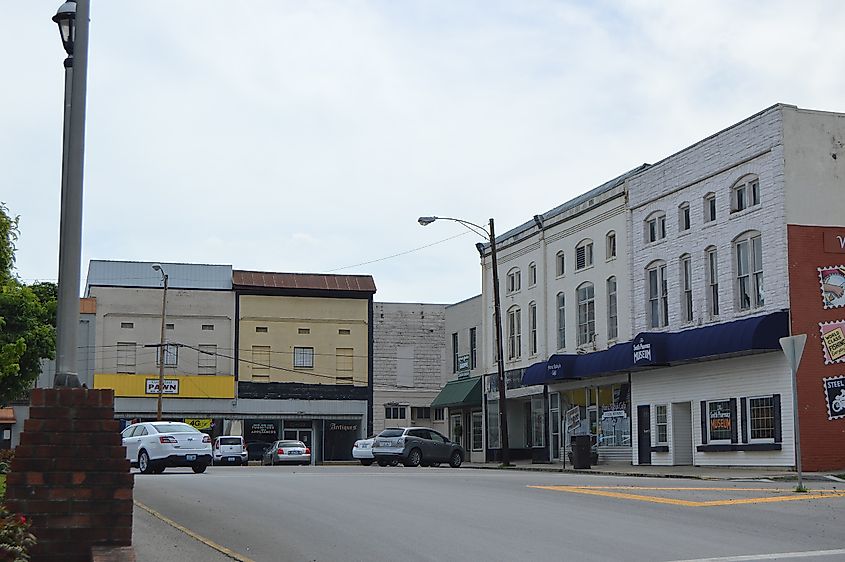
[671,402,693,465]
[637,405,651,465]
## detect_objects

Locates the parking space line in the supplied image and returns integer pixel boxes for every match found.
[134,500,256,562]
[528,485,845,507]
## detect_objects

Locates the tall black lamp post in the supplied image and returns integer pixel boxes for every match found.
[418,216,511,466]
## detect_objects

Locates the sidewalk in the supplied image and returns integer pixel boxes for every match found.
[462,459,845,482]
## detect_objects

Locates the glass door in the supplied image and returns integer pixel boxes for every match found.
[550,393,560,460]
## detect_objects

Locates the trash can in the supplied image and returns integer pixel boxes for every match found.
[571,435,592,469]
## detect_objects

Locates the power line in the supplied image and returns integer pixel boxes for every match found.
[326,231,470,272]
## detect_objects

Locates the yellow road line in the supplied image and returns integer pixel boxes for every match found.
[134,500,256,562]
[528,485,845,507]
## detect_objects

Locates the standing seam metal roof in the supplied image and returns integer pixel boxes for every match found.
[233,270,377,293]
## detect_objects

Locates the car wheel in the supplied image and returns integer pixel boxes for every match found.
[138,450,154,475]
[449,450,463,468]
[360,459,373,466]
[192,464,207,474]
[377,459,389,467]
[404,448,422,467]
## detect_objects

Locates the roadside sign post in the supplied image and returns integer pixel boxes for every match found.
[779,334,807,490]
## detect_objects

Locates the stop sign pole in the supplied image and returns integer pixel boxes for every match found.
[779,334,807,490]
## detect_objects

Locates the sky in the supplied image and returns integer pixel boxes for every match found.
[3,1,845,304]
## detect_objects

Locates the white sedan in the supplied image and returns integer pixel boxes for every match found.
[121,421,212,474]
[352,437,374,466]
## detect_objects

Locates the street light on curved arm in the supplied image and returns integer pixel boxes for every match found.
[418,215,512,466]
[152,264,168,421]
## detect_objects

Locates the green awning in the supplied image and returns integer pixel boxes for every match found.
[431,377,482,409]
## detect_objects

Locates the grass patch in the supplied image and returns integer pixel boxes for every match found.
[0,474,5,500]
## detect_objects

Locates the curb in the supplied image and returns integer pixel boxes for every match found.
[462,464,711,480]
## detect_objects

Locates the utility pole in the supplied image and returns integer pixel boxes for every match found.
[489,218,511,466]
[153,265,168,421]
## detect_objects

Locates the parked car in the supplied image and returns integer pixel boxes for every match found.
[213,435,248,466]
[121,421,212,474]
[262,440,311,466]
[245,441,272,462]
[371,427,464,468]
[352,437,374,465]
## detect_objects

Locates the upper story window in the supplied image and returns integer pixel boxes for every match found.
[506,268,521,294]
[556,292,565,350]
[452,332,459,373]
[575,239,593,270]
[731,175,760,213]
[705,246,720,318]
[680,254,693,323]
[607,276,618,341]
[646,260,668,329]
[528,301,538,356]
[734,231,764,311]
[645,212,667,243]
[507,306,522,360]
[606,231,617,260]
[576,282,595,347]
[704,193,717,223]
[528,262,537,287]
[469,327,477,370]
[555,251,565,277]
[679,202,691,232]
[293,346,314,369]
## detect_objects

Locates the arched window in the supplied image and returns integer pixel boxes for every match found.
[576,282,595,346]
[528,301,538,355]
[605,231,617,260]
[576,239,594,270]
[704,193,717,223]
[645,212,667,243]
[731,175,760,213]
[506,268,521,294]
[678,202,691,232]
[733,231,764,310]
[507,306,522,360]
[607,277,618,341]
[556,251,565,277]
[679,254,693,323]
[556,292,565,350]
[705,246,719,318]
[646,260,668,328]
[528,262,537,287]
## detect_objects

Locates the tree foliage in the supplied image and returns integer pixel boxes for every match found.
[0,204,56,403]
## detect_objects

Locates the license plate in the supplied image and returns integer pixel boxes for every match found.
[186,455,196,461]
[288,451,299,455]
[228,457,236,461]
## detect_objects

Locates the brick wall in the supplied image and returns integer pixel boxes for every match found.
[5,389,133,562]
[787,224,845,471]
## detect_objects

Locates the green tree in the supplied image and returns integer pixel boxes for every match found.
[0,204,56,403]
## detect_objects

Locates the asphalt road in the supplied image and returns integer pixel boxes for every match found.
[133,465,845,562]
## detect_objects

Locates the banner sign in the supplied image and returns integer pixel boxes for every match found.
[185,418,212,430]
[820,320,845,364]
[818,266,845,309]
[823,375,845,421]
[145,379,179,395]
[565,406,581,431]
[709,403,731,433]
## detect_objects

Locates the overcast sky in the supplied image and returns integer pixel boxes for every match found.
[3,1,844,303]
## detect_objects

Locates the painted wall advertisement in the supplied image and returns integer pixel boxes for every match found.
[819,320,845,364]
[823,375,845,421]
[818,266,845,309]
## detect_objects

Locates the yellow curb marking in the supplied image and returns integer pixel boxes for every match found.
[134,500,255,562]
[528,485,845,507]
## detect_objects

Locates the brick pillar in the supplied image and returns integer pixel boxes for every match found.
[5,389,133,562]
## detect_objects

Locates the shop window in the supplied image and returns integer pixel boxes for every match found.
[556,292,565,350]
[487,401,501,449]
[645,212,667,243]
[198,344,217,375]
[704,193,717,222]
[293,347,314,369]
[575,239,593,270]
[507,306,521,360]
[472,411,483,451]
[528,262,537,287]
[528,302,538,355]
[731,175,760,213]
[655,404,668,444]
[532,397,545,448]
[646,261,668,328]
[748,396,775,441]
[606,231,616,260]
[385,406,406,420]
[705,399,735,443]
[411,407,431,420]
[576,282,595,346]
[117,342,136,374]
[434,408,445,421]
[556,251,565,277]
[506,268,521,294]
[734,231,764,311]
[705,246,720,318]
[679,202,691,232]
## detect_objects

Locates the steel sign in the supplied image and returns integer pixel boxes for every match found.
[823,375,845,421]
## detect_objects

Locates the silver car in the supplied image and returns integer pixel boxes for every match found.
[213,435,248,466]
[262,440,311,466]
[371,427,465,468]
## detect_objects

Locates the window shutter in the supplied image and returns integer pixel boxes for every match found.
[740,397,748,443]
[772,394,782,443]
[576,246,586,270]
[729,398,738,443]
[700,401,708,444]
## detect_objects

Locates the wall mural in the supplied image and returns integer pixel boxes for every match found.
[818,266,845,309]
[819,319,845,364]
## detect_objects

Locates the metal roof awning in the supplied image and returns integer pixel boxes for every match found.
[0,408,16,424]
[431,377,482,409]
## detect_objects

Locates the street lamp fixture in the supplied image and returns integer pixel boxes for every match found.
[418,215,512,466]
[52,2,76,57]
[152,264,169,421]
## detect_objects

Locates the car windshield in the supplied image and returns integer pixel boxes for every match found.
[279,441,305,447]
[219,437,242,445]
[377,429,404,437]
[151,423,200,434]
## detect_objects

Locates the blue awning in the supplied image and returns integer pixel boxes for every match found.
[521,361,548,386]
[662,310,788,362]
[572,341,635,378]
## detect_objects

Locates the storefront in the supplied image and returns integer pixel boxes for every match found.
[431,376,484,463]
[484,367,547,463]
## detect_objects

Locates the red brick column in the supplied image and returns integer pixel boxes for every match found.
[5,389,133,562]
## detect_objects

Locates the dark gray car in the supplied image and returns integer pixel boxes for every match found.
[371,427,464,468]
